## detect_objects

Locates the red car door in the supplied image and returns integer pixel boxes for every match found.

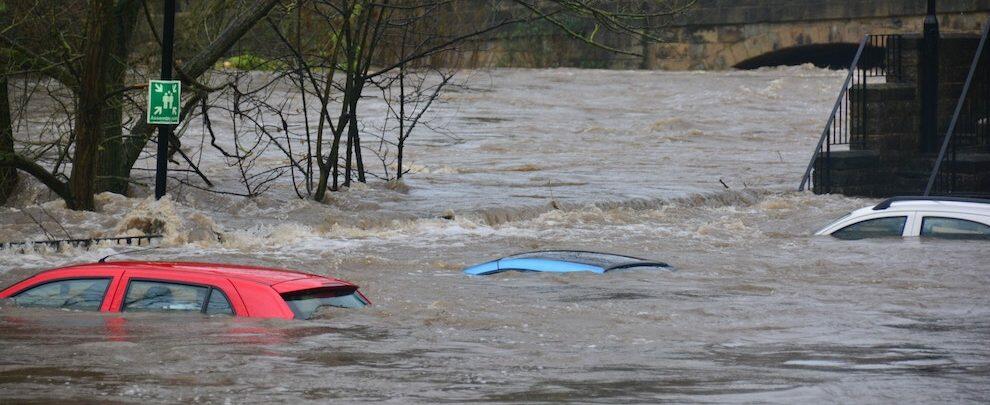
[108,269,248,316]
[0,265,125,312]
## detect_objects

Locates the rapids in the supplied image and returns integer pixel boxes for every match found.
[1,67,987,403]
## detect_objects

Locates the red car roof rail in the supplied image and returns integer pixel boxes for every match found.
[98,246,160,263]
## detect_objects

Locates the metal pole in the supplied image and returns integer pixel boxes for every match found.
[920,0,939,152]
[155,0,176,200]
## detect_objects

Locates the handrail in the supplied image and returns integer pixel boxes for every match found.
[798,35,870,191]
[923,20,990,196]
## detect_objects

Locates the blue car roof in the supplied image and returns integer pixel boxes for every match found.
[462,250,671,276]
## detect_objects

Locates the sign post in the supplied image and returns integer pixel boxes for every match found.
[152,0,177,200]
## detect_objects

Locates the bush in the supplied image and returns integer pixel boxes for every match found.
[221,54,285,71]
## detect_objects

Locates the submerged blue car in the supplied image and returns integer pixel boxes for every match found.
[462,250,672,275]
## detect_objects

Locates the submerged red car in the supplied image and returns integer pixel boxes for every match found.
[0,261,369,320]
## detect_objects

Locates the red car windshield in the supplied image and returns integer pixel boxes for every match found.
[282,287,369,319]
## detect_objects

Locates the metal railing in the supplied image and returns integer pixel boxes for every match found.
[0,234,162,251]
[799,34,903,192]
[924,20,990,196]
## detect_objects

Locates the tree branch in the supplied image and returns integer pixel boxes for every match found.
[1,35,79,90]
[0,151,73,205]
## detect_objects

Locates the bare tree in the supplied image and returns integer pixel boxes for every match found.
[374,66,455,180]
[262,0,697,201]
[1,0,694,209]
[0,0,281,209]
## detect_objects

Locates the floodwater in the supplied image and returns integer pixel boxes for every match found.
[1,67,988,403]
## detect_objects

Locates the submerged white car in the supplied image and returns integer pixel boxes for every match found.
[816,197,990,240]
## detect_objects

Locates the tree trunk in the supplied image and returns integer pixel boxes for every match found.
[350,98,365,183]
[95,0,141,195]
[640,31,656,70]
[396,62,406,179]
[0,77,17,204]
[68,0,115,211]
[329,124,343,192]
[344,126,353,187]
[395,69,406,180]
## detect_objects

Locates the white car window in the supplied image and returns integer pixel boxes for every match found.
[920,217,990,239]
[832,216,907,240]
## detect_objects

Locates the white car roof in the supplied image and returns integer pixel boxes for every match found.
[867,197,990,215]
[816,197,990,236]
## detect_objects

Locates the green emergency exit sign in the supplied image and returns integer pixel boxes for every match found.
[147,80,181,125]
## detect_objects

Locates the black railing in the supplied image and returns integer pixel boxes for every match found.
[924,20,990,196]
[0,234,162,251]
[799,34,903,192]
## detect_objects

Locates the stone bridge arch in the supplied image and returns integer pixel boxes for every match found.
[680,21,868,70]
[734,43,865,70]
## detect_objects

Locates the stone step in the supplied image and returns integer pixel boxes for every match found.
[812,159,987,198]
[849,82,915,100]
[847,132,986,152]
[940,152,990,170]
[813,150,878,170]
[897,34,982,84]
[846,85,980,136]
[851,82,966,100]
[849,132,919,151]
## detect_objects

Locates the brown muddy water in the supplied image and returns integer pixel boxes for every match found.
[1,67,988,403]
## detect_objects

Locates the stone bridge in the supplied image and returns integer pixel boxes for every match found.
[468,1,990,70]
[647,0,990,70]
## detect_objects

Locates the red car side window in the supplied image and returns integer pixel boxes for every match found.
[11,278,111,311]
[205,288,234,316]
[121,280,235,316]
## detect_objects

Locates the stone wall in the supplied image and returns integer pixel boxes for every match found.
[666,0,989,26]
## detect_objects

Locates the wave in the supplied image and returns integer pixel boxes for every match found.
[0,187,861,264]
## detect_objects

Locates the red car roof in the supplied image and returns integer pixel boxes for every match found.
[49,261,354,288]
